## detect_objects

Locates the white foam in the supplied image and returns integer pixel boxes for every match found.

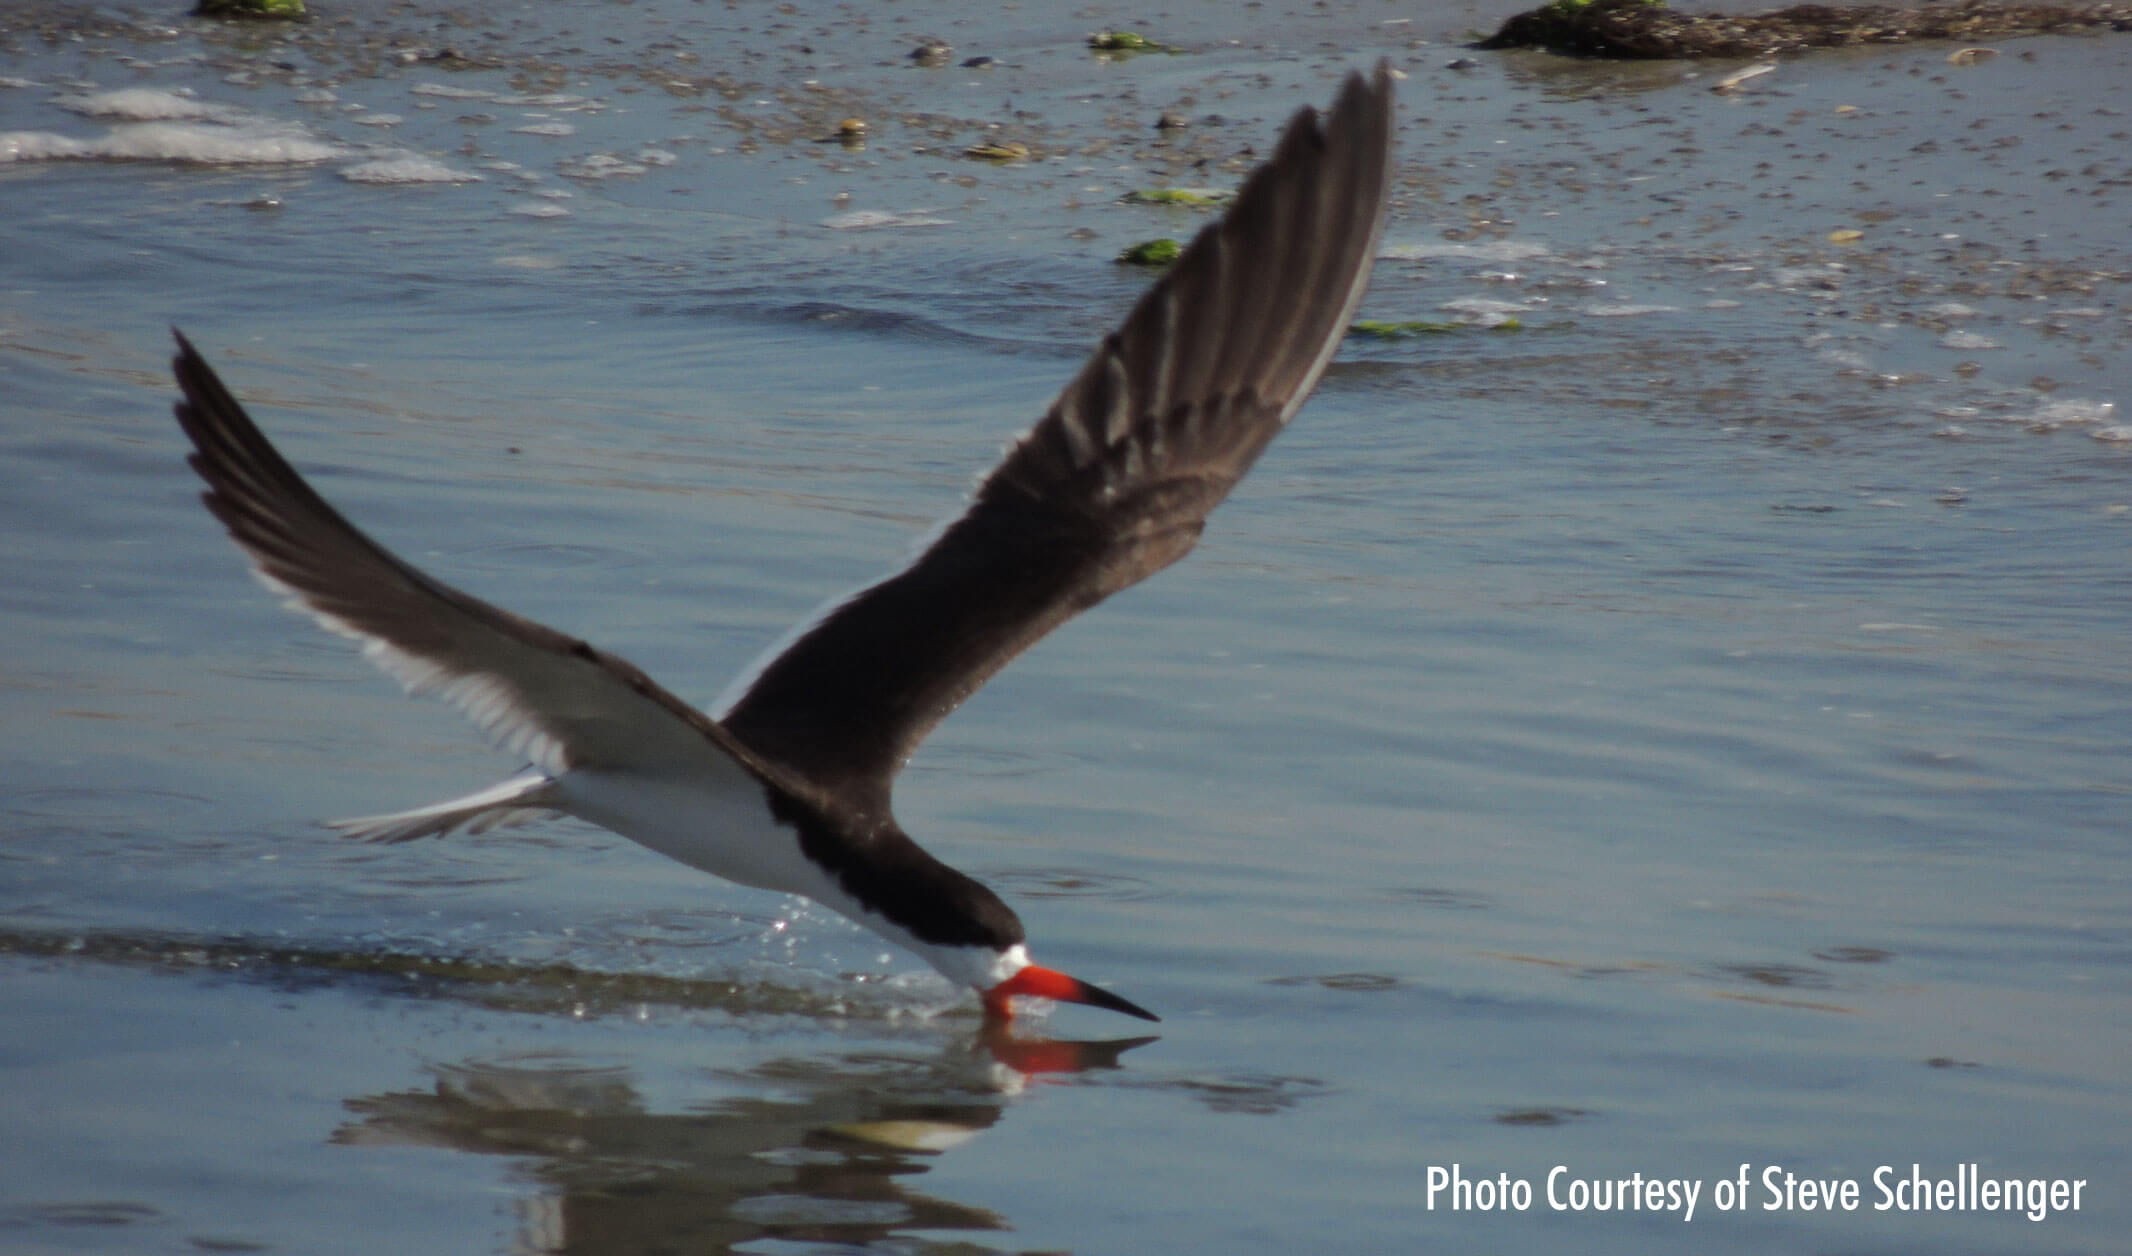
[410,81,496,100]
[2016,398,2116,426]
[512,121,576,137]
[822,208,952,231]
[338,155,483,184]
[1771,264,1844,290]
[1382,240,1550,263]
[7,86,342,167]
[0,121,339,165]
[1584,303,1681,318]
[56,88,235,122]
[1,131,90,161]
[1437,296,1530,326]
[558,152,647,180]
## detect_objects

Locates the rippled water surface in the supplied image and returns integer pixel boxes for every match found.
[3,2,2128,1253]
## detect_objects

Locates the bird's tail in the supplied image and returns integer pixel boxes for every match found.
[328,771,560,844]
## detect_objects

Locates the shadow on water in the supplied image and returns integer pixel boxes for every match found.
[339,1048,1061,1255]
[3,926,1157,1253]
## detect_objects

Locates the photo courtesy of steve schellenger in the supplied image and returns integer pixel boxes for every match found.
[1424,1164,2090,1224]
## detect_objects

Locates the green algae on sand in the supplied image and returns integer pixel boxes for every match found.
[1116,238,1182,267]
[1122,188,1233,207]
[195,0,306,18]
[1351,317,1524,338]
[1088,29,1178,55]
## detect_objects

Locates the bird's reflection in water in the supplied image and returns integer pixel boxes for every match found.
[333,1027,1156,1255]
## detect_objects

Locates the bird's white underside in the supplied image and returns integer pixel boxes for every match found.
[562,768,1032,989]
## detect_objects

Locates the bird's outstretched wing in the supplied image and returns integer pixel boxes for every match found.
[719,65,1395,817]
[172,331,794,794]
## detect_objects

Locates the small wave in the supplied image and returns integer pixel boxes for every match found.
[7,88,339,167]
[1,120,340,165]
[984,867,1169,902]
[1265,972,1403,991]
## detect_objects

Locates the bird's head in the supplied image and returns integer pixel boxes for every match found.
[822,832,1160,1023]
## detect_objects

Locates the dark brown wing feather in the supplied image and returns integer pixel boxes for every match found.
[719,65,1395,817]
[171,332,794,790]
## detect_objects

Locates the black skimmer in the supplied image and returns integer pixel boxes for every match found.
[169,64,1393,1024]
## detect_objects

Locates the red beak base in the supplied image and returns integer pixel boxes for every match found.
[983,964,1160,1023]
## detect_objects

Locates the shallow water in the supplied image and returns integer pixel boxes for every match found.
[3,2,2128,1253]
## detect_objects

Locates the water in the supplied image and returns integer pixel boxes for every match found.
[3,1,2128,1252]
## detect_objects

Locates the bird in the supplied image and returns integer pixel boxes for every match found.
[169,64,1394,1024]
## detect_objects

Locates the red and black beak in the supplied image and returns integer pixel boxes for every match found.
[983,964,1160,1022]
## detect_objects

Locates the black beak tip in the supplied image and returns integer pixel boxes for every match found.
[1079,979,1162,1023]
